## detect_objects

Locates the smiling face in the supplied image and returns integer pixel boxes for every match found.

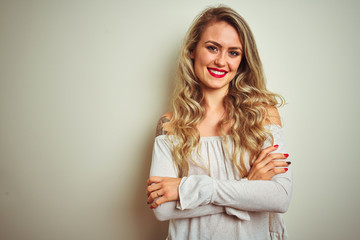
[191,20,243,93]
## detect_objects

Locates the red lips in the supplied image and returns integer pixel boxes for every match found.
[207,68,227,78]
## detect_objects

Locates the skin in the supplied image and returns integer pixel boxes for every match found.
[191,20,242,94]
[147,21,290,208]
[155,116,169,137]
[193,20,243,137]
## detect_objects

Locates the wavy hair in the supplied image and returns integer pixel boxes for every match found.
[169,6,284,177]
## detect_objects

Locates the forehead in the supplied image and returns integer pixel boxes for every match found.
[199,21,242,47]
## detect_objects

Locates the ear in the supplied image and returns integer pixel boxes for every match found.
[190,50,195,59]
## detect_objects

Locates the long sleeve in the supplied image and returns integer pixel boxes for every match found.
[149,136,225,221]
[177,125,292,213]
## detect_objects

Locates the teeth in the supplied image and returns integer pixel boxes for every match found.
[210,69,226,75]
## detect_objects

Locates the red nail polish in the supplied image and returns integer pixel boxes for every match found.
[284,168,288,171]
[284,153,289,158]
[150,206,153,209]
[274,145,279,148]
[286,161,291,165]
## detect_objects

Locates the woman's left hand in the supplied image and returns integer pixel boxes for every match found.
[146,176,182,209]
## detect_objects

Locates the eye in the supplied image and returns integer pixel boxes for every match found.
[229,51,240,56]
[207,46,218,52]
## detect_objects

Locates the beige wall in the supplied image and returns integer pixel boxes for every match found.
[1,0,359,239]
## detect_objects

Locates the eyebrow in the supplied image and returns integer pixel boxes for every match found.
[205,40,242,51]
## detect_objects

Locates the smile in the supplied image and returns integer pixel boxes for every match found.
[208,68,227,78]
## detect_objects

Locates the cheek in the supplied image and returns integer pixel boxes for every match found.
[195,50,213,66]
[231,58,242,72]
[193,60,204,80]
[194,53,210,74]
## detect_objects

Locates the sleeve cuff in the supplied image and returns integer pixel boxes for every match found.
[177,175,213,210]
[225,207,251,221]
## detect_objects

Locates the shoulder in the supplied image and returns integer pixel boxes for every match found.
[263,106,282,127]
[155,112,173,137]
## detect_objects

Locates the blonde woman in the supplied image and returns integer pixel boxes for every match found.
[147,6,292,240]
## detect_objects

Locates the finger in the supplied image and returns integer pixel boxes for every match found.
[262,160,290,173]
[147,176,163,186]
[253,145,279,166]
[148,190,162,204]
[271,167,288,176]
[150,196,168,209]
[257,153,289,168]
[249,153,288,179]
[147,189,163,204]
[271,160,291,167]
[146,183,162,196]
[266,167,289,179]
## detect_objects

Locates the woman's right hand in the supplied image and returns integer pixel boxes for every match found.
[246,145,290,180]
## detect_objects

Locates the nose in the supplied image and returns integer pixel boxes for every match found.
[214,52,226,67]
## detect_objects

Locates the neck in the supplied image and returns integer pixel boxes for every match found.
[202,86,228,111]
[196,86,230,137]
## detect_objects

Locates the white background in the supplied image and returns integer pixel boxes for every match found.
[1,0,359,239]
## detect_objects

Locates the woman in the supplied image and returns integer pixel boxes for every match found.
[146,6,292,240]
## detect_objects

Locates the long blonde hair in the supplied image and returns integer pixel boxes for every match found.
[169,6,284,177]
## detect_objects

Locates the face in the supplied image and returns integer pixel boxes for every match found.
[191,21,242,93]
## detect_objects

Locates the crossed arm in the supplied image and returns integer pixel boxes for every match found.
[146,126,292,221]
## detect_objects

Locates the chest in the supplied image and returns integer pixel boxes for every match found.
[197,117,221,137]
[187,138,250,180]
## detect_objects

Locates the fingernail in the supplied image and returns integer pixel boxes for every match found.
[150,206,153,209]
[284,168,288,171]
[274,145,279,148]
[286,161,291,165]
[147,202,149,204]
[284,153,289,158]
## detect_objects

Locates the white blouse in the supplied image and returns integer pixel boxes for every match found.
[150,125,292,240]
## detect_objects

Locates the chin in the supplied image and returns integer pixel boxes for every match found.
[203,82,229,90]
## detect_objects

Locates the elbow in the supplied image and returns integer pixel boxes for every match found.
[153,208,170,221]
[267,193,290,213]
[152,203,175,221]
[274,200,290,213]
[271,178,292,213]
[272,187,292,213]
